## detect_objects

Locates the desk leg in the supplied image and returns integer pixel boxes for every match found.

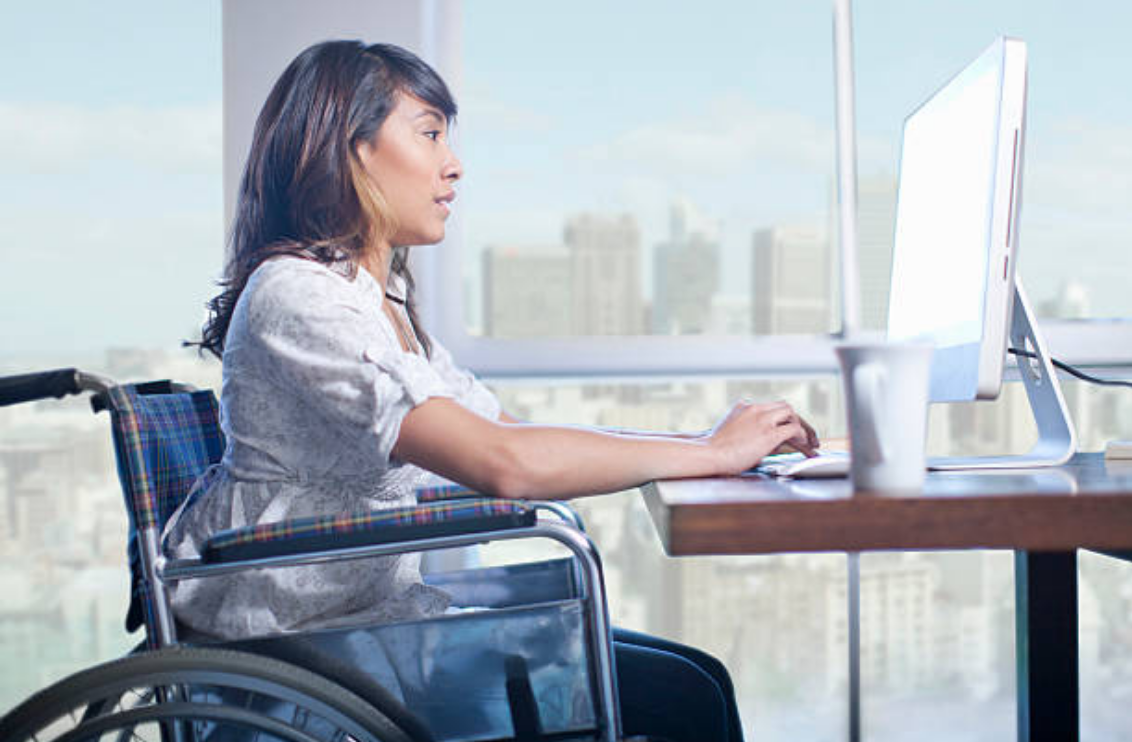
[1015,550,1078,742]
[848,552,861,742]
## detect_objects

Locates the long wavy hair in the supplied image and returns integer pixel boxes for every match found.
[196,40,457,359]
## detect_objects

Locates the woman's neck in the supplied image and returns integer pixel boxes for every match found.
[359,244,394,294]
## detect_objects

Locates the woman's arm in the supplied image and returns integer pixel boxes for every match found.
[499,412,814,447]
[500,410,714,440]
[395,397,817,500]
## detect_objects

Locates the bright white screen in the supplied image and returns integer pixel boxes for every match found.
[888,60,1000,346]
[887,46,1006,401]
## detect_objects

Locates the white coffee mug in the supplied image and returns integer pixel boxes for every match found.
[835,342,934,494]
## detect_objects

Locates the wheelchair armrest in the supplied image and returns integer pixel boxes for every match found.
[200,497,536,564]
[416,484,586,531]
[415,483,483,502]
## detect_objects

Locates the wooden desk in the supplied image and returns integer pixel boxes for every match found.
[641,452,1132,742]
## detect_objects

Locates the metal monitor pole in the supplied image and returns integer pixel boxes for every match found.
[833,2,863,741]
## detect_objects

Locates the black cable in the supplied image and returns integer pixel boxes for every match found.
[1008,347,1132,389]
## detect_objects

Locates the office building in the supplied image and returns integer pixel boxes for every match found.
[565,213,644,336]
[0,467,9,549]
[1039,279,1091,319]
[825,555,941,693]
[709,294,752,335]
[482,244,571,337]
[652,201,721,335]
[857,176,898,330]
[752,224,833,334]
[824,174,898,332]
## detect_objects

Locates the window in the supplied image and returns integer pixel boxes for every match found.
[857,1,1132,323]
[421,0,841,376]
[458,3,834,336]
[0,0,221,708]
[427,0,1132,376]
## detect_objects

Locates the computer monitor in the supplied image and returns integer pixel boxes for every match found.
[886,37,1076,469]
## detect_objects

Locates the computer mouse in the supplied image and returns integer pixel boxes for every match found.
[760,452,850,479]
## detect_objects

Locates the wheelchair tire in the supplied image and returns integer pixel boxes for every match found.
[0,645,422,742]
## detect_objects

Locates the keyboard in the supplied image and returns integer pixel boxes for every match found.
[757,450,851,479]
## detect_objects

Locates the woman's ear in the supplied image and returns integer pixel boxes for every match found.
[354,138,377,171]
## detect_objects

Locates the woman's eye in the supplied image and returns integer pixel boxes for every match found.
[424,130,441,142]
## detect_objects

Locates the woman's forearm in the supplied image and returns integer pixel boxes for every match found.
[402,400,721,499]
[499,410,707,441]
[490,422,721,499]
[400,397,813,501]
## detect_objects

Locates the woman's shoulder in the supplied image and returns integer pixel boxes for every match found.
[250,254,348,288]
[246,256,374,308]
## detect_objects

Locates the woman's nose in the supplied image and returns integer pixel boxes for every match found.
[444,150,463,183]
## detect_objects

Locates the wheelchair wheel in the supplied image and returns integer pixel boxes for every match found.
[0,646,422,742]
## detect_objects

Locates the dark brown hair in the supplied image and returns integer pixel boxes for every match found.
[196,40,457,358]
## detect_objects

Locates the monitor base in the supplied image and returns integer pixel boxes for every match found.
[928,278,1078,471]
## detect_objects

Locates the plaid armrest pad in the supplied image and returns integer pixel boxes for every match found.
[416,483,486,502]
[201,498,536,564]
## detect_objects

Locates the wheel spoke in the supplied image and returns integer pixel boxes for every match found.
[291,705,311,730]
[1,647,409,742]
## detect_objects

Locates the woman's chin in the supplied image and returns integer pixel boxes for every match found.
[392,228,446,248]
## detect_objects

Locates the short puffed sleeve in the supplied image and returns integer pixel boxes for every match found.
[235,260,454,467]
[426,335,503,421]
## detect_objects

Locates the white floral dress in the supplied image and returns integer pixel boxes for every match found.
[163,256,501,640]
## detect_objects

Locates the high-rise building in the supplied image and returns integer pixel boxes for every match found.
[1039,279,1091,319]
[857,176,898,330]
[482,244,571,337]
[708,295,751,335]
[653,201,720,335]
[565,213,644,335]
[827,175,898,331]
[751,223,832,334]
[825,555,942,693]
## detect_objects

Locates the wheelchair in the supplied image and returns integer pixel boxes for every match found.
[0,368,633,742]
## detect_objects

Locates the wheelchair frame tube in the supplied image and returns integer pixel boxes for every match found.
[533,501,587,532]
[159,521,621,742]
[140,526,181,649]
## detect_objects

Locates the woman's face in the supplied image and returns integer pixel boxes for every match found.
[356,92,463,249]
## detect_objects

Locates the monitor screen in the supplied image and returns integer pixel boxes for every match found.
[887,37,1027,402]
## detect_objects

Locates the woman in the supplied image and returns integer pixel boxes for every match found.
[166,40,818,742]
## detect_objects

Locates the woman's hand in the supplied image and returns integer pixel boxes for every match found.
[707,400,819,474]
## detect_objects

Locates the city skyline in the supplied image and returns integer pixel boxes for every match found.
[473,182,1102,343]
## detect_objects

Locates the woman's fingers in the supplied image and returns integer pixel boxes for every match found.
[772,421,817,458]
[753,402,818,457]
[799,415,821,450]
[709,399,823,472]
[777,436,818,458]
[784,416,820,457]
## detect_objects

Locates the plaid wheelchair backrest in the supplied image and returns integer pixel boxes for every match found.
[105,384,224,632]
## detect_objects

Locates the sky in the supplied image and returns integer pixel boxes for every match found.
[0,0,222,358]
[2,0,1130,357]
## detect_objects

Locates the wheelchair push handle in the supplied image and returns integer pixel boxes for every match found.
[0,368,114,407]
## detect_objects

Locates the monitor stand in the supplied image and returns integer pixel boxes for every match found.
[929,277,1078,470]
